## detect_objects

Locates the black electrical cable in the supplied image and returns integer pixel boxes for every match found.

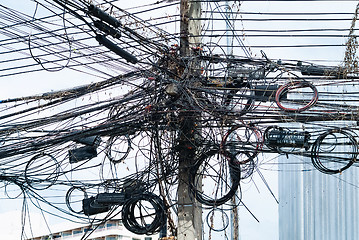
[105,135,132,164]
[206,208,229,232]
[121,192,166,235]
[24,153,60,190]
[311,128,358,174]
[221,124,263,164]
[189,149,241,207]
[65,186,88,214]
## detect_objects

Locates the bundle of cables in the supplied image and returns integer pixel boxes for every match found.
[221,124,263,164]
[122,192,166,235]
[311,128,358,174]
[24,153,60,190]
[275,80,318,113]
[189,148,241,207]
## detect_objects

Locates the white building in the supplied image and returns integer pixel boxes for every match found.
[27,220,158,240]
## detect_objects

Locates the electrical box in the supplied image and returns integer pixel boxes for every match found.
[82,196,110,216]
[265,127,310,149]
[95,193,126,205]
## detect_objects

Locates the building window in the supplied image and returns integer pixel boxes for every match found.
[62,232,72,237]
[73,229,82,235]
[106,236,118,240]
[106,222,117,229]
[98,224,105,229]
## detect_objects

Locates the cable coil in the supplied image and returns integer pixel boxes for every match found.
[311,128,358,174]
[122,192,166,235]
[275,80,318,112]
[189,149,240,206]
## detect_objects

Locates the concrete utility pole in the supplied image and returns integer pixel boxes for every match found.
[177,0,202,239]
[223,2,239,239]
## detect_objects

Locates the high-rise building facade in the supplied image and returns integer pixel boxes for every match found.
[27,220,158,240]
[278,136,359,239]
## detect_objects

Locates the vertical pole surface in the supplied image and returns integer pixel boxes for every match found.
[177,0,202,240]
[224,2,239,239]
